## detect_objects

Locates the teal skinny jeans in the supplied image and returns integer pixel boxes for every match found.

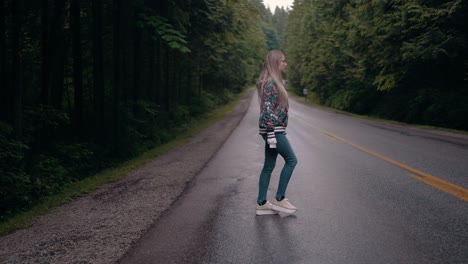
[257,133,298,204]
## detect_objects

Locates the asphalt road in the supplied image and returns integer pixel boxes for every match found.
[119,95,468,264]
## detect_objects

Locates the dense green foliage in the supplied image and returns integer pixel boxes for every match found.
[0,0,272,220]
[285,0,468,129]
[272,6,289,49]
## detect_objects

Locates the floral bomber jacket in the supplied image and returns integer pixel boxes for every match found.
[259,80,288,136]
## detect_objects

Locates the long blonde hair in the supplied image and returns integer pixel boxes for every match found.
[256,50,288,108]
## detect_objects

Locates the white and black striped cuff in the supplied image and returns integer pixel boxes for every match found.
[259,126,286,135]
[267,131,275,139]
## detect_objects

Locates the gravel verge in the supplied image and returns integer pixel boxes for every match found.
[0,89,254,264]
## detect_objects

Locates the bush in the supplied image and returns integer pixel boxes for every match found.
[0,88,243,222]
[28,155,71,198]
[0,122,30,220]
[327,87,375,114]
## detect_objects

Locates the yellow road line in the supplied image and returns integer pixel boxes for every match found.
[322,132,342,143]
[408,173,468,201]
[294,115,468,201]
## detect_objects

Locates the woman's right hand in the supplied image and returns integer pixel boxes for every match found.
[267,137,277,148]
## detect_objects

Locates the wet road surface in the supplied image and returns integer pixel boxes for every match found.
[120,94,468,264]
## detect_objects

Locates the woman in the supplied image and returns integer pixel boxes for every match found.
[256,50,298,215]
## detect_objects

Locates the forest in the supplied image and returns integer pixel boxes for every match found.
[1,0,467,222]
[285,0,468,129]
[0,0,285,221]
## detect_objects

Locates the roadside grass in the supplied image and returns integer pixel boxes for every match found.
[0,88,250,237]
[291,91,468,136]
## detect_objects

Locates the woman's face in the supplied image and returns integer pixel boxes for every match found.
[279,55,287,73]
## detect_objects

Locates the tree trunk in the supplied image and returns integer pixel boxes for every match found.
[156,39,162,106]
[92,0,105,142]
[198,59,202,98]
[133,23,141,104]
[40,0,50,105]
[50,0,66,109]
[148,36,156,102]
[119,0,129,104]
[0,0,7,121]
[186,58,192,105]
[164,47,170,109]
[12,0,23,139]
[71,0,83,132]
[172,53,179,106]
[112,0,121,145]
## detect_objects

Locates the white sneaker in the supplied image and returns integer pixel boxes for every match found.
[256,201,279,215]
[272,198,297,214]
